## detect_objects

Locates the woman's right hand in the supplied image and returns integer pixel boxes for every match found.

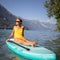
[6,38,10,42]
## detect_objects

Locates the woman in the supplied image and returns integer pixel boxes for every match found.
[7,18,36,46]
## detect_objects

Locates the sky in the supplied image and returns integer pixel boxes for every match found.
[0,0,56,24]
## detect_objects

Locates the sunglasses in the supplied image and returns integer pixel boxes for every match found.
[16,21,21,22]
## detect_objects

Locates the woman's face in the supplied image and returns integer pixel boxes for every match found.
[16,19,21,26]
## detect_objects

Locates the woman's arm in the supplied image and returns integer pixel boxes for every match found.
[22,26,25,36]
[8,30,14,39]
[7,26,14,41]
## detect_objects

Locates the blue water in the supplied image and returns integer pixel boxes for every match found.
[0,29,60,60]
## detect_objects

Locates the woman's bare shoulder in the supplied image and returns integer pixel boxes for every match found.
[13,25,16,29]
[22,26,24,28]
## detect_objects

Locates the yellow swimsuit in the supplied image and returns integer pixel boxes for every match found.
[14,27,24,39]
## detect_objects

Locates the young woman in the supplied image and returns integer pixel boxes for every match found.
[7,18,36,46]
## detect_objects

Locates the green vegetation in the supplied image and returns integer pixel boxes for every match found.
[44,0,60,31]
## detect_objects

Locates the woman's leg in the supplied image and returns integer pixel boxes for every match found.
[14,38,23,44]
[14,38,36,46]
[21,37,36,46]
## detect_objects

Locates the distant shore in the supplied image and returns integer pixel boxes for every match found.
[0,27,29,30]
[0,28,12,29]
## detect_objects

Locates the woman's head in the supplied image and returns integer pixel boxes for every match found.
[16,18,22,26]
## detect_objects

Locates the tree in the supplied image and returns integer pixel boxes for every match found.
[44,0,60,30]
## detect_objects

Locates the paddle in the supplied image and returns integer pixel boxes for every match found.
[8,41,30,51]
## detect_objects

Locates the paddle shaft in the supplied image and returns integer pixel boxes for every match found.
[8,41,30,51]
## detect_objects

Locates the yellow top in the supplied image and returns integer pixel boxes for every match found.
[14,26,24,39]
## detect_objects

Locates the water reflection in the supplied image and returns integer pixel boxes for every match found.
[43,36,60,60]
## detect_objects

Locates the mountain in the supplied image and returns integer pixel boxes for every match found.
[0,4,16,29]
[22,19,57,30]
[39,22,57,30]
[0,4,56,30]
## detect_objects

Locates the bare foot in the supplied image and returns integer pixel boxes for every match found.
[33,41,37,44]
[31,41,37,47]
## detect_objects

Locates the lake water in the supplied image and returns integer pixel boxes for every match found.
[0,29,60,60]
